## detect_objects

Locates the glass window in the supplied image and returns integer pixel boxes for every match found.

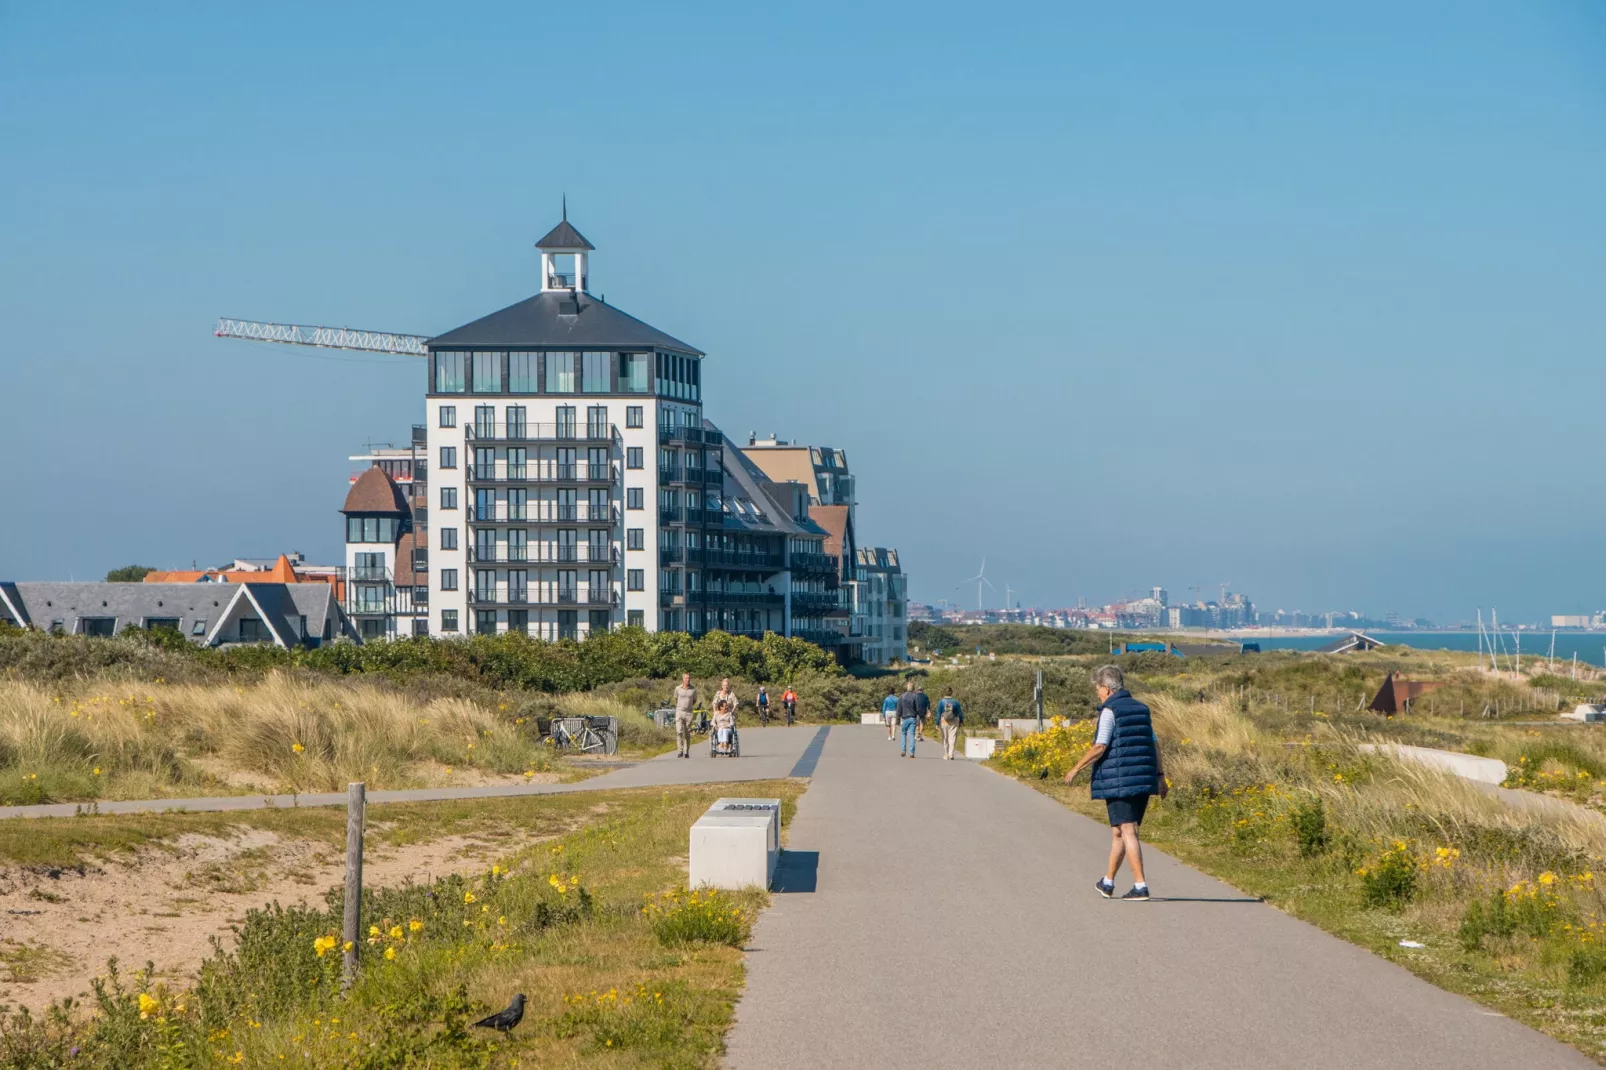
[626,405,643,428]
[435,352,466,393]
[439,405,456,428]
[628,569,644,591]
[626,447,643,469]
[627,528,644,551]
[509,352,537,393]
[627,610,644,629]
[440,568,458,591]
[440,527,458,550]
[555,405,576,438]
[621,353,649,393]
[439,446,457,469]
[441,609,459,632]
[472,351,501,393]
[546,351,576,393]
[586,405,608,438]
[627,487,643,510]
[440,486,457,509]
[583,352,610,392]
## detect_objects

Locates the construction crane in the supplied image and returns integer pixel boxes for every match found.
[214,318,429,357]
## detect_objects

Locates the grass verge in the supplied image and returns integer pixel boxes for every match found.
[0,780,802,1067]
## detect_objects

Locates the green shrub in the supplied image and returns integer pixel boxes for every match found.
[1359,841,1419,911]
[1568,946,1606,988]
[644,887,751,947]
[1458,891,1517,951]
[1291,796,1329,858]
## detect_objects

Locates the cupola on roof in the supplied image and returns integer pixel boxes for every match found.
[342,466,409,515]
[534,218,595,251]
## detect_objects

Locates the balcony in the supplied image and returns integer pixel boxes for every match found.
[693,549,783,570]
[349,566,391,582]
[469,588,619,607]
[790,551,838,574]
[702,591,785,606]
[793,628,842,647]
[467,503,618,525]
[466,463,617,485]
[659,546,683,564]
[466,422,616,445]
[791,590,840,611]
[658,426,714,446]
[467,546,619,565]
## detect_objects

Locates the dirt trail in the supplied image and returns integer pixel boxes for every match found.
[0,827,548,1011]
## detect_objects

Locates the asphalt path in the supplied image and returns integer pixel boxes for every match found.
[0,725,824,820]
[724,725,1593,1069]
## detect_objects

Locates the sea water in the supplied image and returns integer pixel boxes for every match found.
[1246,631,1606,668]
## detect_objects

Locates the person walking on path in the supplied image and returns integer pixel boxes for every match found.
[913,683,931,743]
[1063,665,1167,901]
[896,681,921,758]
[757,685,771,726]
[672,674,698,759]
[881,688,900,741]
[781,686,798,725]
[935,687,964,760]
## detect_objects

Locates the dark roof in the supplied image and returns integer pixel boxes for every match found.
[535,218,595,251]
[427,291,702,354]
[342,466,409,515]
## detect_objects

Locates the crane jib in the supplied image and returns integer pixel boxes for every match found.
[214,318,429,357]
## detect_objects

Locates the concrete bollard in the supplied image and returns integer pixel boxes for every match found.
[690,798,780,890]
[965,738,1001,760]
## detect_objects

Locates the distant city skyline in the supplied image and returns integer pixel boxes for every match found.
[2,4,1603,625]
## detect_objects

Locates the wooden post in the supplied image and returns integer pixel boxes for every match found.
[342,782,365,990]
[1034,669,1044,733]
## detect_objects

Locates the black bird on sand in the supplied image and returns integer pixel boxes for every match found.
[472,993,526,1033]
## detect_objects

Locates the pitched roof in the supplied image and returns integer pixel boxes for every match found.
[343,466,410,515]
[5,582,238,637]
[534,218,595,251]
[427,291,702,354]
[809,505,852,558]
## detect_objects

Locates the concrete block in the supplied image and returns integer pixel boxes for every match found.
[998,718,1047,736]
[965,737,1001,760]
[1360,743,1507,785]
[861,712,884,725]
[690,798,780,889]
[1563,704,1605,723]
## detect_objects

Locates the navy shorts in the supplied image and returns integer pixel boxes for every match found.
[1105,795,1150,827]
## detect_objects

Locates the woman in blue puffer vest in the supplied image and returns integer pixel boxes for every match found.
[1064,665,1167,901]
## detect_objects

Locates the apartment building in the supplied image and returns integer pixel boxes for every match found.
[341,430,430,638]
[424,215,714,639]
[854,547,908,664]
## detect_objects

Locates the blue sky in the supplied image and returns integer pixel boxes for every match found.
[1,2,1603,623]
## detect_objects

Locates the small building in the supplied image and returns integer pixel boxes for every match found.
[0,581,351,648]
[1316,631,1384,654]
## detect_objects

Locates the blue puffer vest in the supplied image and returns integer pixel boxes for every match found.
[1089,689,1160,800]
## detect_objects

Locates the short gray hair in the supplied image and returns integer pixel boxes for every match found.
[1092,664,1125,691]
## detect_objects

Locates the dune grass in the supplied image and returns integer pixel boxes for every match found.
[992,694,1606,1062]
[0,780,804,1068]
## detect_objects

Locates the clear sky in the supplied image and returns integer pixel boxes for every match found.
[2,2,1603,624]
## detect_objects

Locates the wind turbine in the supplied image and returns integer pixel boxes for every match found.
[1004,583,1016,611]
[958,558,996,611]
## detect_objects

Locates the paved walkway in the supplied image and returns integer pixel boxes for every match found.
[725,725,1592,1069]
[0,727,827,820]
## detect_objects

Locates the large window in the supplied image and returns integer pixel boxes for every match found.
[440,486,457,510]
[441,609,459,632]
[439,405,456,427]
[583,352,610,392]
[546,351,576,393]
[435,352,466,393]
[439,446,457,469]
[509,352,537,393]
[472,351,501,393]
[440,568,458,591]
[440,527,458,550]
[627,610,644,628]
[627,528,644,551]
[628,569,644,591]
[346,516,397,543]
[621,353,649,393]
[627,487,643,510]
[627,447,643,469]
[626,406,643,428]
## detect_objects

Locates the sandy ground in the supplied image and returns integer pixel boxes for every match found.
[0,824,554,1012]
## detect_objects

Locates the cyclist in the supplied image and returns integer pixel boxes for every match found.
[757,685,771,726]
[782,686,798,726]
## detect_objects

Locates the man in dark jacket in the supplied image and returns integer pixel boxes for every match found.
[1064,665,1167,901]
[895,681,921,758]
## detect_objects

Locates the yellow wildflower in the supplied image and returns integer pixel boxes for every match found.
[139,992,160,1019]
[291,742,305,754]
[463,891,477,904]
[409,919,424,933]
[384,946,397,961]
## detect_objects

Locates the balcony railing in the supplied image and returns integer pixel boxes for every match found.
[468,504,618,525]
[659,466,720,487]
[793,628,842,647]
[466,422,617,444]
[658,426,716,446]
[693,549,783,570]
[469,588,619,607]
[702,591,785,606]
[790,551,837,573]
[466,463,617,485]
[791,591,840,610]
[546,272,587,290]
[468,546,619,565]
[350,566,391,582]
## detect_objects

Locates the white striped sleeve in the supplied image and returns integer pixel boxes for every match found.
[1094,708,1116,746]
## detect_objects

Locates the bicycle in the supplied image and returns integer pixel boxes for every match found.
[757,699,771,727]
[549,716,619,755]
[783,699,796,726]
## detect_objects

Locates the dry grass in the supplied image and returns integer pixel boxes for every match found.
[0,673,557,803]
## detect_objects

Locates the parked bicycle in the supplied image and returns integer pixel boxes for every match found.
[549,715,619,755]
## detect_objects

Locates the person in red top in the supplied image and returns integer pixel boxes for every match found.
[781,687,798,725]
